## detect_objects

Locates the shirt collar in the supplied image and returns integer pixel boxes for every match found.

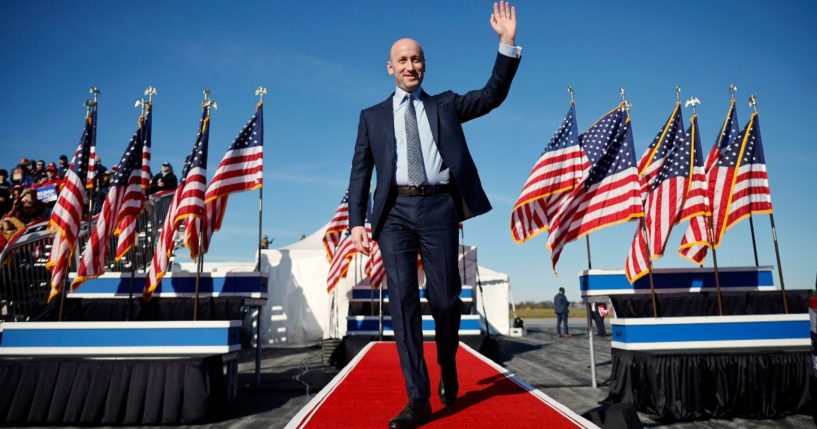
[393,86,423,111]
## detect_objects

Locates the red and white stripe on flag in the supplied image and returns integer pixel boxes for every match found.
[510,103,588,243]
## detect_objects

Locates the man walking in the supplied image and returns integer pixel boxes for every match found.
[347,2,520,427]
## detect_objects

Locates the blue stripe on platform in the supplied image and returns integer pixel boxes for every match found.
[613,320,808,343]
[69,273,267,297]
[1,327,241,348]
[580,268,774,292]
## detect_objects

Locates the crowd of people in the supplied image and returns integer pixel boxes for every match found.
[0,155,179,252]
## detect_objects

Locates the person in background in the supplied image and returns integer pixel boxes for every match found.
[0,215,26,251]
[10,188,45,224]
[149,161,178,194]
[93,155,107,190]
[591,302,607,336]
[0,189,12,217]
[0,169,10,193]
[57,154,69,178]
[554,287,571,337]
[34,160,46,180]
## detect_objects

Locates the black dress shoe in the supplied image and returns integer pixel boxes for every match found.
[388,399,431,429]
[438,369,458,406]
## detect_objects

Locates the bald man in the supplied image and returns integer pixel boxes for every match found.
[347,2,521,427]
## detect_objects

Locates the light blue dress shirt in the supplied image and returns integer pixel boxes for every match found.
[393,43,522,186]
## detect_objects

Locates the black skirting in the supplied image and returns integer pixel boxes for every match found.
[610,290,811,318]
[606,349,814,422]
[0,355,227,425]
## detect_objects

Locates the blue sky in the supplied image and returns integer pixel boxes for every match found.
[1,1,815,302]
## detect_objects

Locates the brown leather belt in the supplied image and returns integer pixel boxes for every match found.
[394,184,452,196]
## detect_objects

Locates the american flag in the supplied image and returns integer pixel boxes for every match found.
[72,115,146,289]
[678,101,740,263]
[625,104,691,283]
[140,103,153,190]
[144,109,210,299]
[323,191,349,261]
[116,106,152,260]
[709,111,773,248]
[190,103,264,257]
[327,230,357,293]
[637,103,683,197]
[511,103,589,243]
[546,103,643,271]
[179,109,210,259]
[678,114,713,264]
[85,107,97,190]
[46,107,95,301]
[366,240,386,288]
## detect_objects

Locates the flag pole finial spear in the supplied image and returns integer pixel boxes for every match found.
[685,97,701,115]
[135,98,146,117]
[202,88,218,115]
[675,85,682,102]
[89,87,100,105]
[567,85,574,103]
[619,87,631,111]
[749,94,758,113]
[255,86,267,104]
[729,83,737,101]
[144,86,157,103]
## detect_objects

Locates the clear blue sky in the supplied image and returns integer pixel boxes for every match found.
[2,1,815,302]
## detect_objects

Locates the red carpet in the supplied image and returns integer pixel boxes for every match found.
[287,342,596,428]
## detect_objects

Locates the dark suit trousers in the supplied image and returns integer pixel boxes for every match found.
[378,193,462,400]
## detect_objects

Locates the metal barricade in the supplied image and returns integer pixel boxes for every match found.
[0,190,175,321]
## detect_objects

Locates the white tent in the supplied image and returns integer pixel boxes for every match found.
[180,224,511,347]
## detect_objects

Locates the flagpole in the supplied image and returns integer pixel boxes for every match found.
[569,86,593,272]
[621,87,658,317]
[194,90,217,321]
[749,94,788,313]
[638,219,659,317]
[685,97,724,315]
[748,216,760,266]
[255,87,266,273]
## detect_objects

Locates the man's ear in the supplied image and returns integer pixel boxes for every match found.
[386,60,394,76]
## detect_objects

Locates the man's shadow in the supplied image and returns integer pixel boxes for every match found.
[427,372,530,422]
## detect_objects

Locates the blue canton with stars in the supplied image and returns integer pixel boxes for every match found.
[718,114,766,168]
[578,105,637,186]
[181,108,211,179]
[648,106,686,168]
[543,104,579,155]
[111,124,145,186]
[69,106,96,179]
[650,120,692,192]
[716,102,740,151]
[229,104,263,152]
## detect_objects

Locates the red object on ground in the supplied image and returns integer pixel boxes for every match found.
[289,342,595,428]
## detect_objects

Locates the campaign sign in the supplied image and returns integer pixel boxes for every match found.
[36,185,58,203]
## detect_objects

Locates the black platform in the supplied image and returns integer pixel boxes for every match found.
[0,354,227,425]
[605,289,815,422]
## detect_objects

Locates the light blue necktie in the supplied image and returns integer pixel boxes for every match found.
[404,95,427,186]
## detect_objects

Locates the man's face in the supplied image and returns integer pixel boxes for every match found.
[36,161,44,170]
[59,159,67,167]
[387,39,425,93]
[162,165,170,174]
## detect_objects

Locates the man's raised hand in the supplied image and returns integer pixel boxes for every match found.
[490,1,517,46]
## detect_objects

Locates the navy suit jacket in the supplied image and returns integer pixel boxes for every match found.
[348,52,521,240]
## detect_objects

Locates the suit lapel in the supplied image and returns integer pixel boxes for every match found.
[421,91,440,146]
[376,95,396,171]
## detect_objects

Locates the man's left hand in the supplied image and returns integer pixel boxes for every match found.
[490,1,517,46]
